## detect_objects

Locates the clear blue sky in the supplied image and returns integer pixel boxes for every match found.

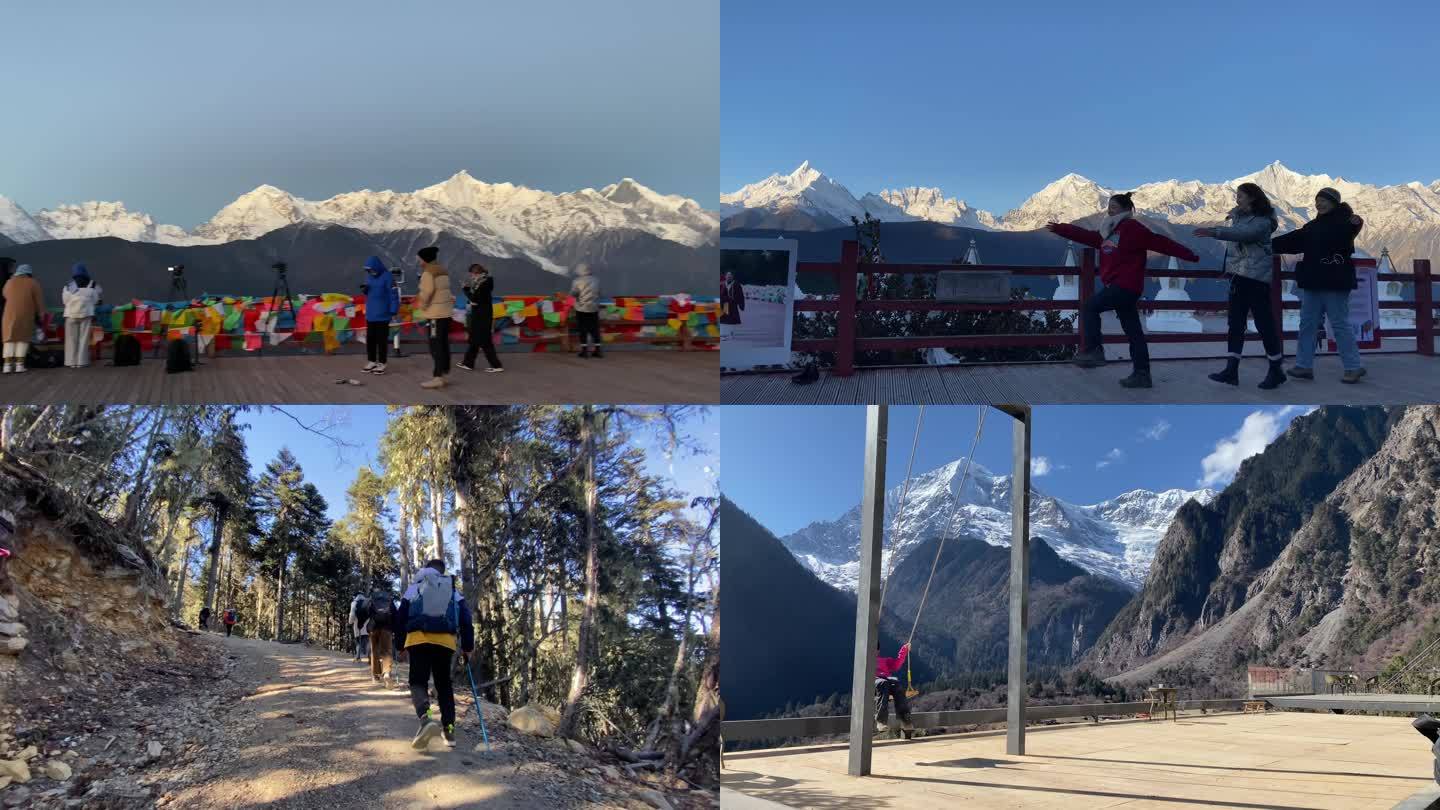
[239,406,717,560]
[721,405,1312,537]
[721,0,1440,212]
[4,0,718,227]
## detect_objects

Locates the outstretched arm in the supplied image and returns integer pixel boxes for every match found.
[1047,222,1103,248]
[1144,230,1200,262]
[1271,227,1305,255]
[1206,218,1271,244]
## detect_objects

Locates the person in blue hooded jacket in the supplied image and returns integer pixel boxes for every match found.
[361,256,400,374]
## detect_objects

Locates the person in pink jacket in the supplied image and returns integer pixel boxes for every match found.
[875,641,912,730]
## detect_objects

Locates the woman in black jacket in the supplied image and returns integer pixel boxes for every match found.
[1270,187,1366,384]
[458,263,504,372]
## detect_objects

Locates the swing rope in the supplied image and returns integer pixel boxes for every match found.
[898,409,990,700]
[877,405,926,619]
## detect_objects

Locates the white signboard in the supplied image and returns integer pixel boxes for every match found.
[720,238,799,369]
[1329,263,1381,351]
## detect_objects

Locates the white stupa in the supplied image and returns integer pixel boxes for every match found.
[961,237,980,265]
[1054,242,1080,322]
[1145,256,1203,333]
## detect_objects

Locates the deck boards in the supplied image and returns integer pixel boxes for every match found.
[0,350,718,405]
[723,354,1440,405]
[723,712,1434,809]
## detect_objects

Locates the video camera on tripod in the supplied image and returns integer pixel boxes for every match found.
[166,264,187,295]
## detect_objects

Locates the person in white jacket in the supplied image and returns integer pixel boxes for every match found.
[570,263,602,358]
[61,264,102,368]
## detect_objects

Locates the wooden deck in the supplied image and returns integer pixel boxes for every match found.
[721,354,1440,405]
[723,712,1435,809]
[0,350,718,405]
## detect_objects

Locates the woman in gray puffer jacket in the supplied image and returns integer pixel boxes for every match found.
[1193,182,1285,389]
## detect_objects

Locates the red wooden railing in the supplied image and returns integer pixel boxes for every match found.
[793,240,1435,377]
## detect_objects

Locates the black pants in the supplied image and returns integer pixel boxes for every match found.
[1225,276,1283,359]
[875,677,911,723]
[463,315,502,368]
[199,614,209,629]
[408,643,456,726]
[366,321,390,364]
[575,311,601,349]
[224,623,233,637]
[1082,285,1149,372]
[428,318,452,377]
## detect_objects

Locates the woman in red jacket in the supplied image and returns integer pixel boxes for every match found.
[1047,193,1200,389]
[875,641,912,730]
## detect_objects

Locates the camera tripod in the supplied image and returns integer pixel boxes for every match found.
[258,264,297,357]
[154,269,200,363]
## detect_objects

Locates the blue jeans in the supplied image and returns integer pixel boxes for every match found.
[1295,290,1362,371]
[355,633,370,659]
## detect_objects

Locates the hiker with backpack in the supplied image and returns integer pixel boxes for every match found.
[198,605,212,630]
[1270,187,1367,384]
[223,607,238,637]
[393,559,475,750]
[366,586,398,689]
[62,264,102,368]
[1046,193,1200,389]
[361,256,400,375]
[2,264,44,375]
[1192,182,1286,390]
[349,593,370,662]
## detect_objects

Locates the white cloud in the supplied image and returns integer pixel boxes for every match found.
[1096,448,1124,470]
[1031,456,1065,477]
[1199,408,1300,487]
[1140,419,1171,441]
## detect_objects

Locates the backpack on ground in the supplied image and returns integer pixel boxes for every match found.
[23,346,62,369]
[406,572,458,634]
[368,589,395,627]
[113,334,141,367]
[165,338,192,374]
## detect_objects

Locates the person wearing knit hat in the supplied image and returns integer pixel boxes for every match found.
[1272,189,1367,383]
[570,263,603,358]
[62,262,103,368]
[2,264,44,374]
[414,246,455,389]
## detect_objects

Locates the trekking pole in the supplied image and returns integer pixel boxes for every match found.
[464,657,492,752]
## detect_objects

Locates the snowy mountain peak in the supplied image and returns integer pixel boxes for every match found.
[0,196,53,244]
[780,458,1217,592]
[33,201,182,243]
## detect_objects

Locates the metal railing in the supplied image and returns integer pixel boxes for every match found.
[794,240,1436,376]
[1248,666,1440,697]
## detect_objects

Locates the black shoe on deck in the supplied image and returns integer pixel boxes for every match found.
[1072,348,1106,368]
[1119,370,1152,389]
[578,350,590,359]
[792,364,819,385]
[1208,358,1239,386]
[1258,361,1287,390]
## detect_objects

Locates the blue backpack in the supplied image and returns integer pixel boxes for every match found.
[406,572,458,634]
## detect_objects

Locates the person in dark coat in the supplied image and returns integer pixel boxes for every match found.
[0,258,13,344]
[1192,182,1285,389]
[458,263,503,372]
[361,256,400,374]
[1047,193,1199,389]
[720,271,745,326]
[1270,187,1366,383]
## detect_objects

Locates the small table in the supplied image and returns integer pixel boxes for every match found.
[1244,700,1267,713]
[1146,687,1179,722]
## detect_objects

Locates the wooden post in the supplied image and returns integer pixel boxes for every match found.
[848,405,888,777]
[1007,406,1032,756]
[680,321,691,352]
[835,240,859,377]
[1417,259,1434,357]
[1271,256,1285,345]
[1078,249,1095,344]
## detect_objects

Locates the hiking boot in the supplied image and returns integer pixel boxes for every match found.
[411,717,441,750]
[1286,365,1313,380]
[791,364,819,385]
[1072,348,1106,368]
[1342,368,1366,384]
[1257,360,1286,390]
[442,723,456,748]
[420,377,445,389]
[1119,370,1152,389]
[1208,358,1239,386]
[457,361,475,371]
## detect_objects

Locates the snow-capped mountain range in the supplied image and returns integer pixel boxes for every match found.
[723,161,1440,266]
[779,457,1216,592]
[1,173,718,276]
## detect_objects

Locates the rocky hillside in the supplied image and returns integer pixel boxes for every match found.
[1084,406,1420,683]
[882,532,1134,674]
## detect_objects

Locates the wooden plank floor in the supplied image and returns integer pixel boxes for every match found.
[723,354,1440,405]
[723,712,1434,809]
[0,350,718,405]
